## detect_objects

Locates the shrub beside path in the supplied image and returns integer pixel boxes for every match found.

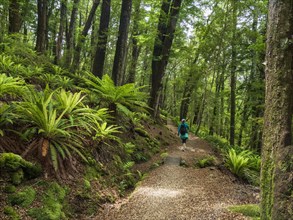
[98,123,259,220]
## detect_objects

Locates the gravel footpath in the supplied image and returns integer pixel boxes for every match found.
[97,124,259,220]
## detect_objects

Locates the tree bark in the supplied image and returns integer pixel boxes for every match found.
[229,0,237,146]
[127,0,142,83]
[65,0,80,67]
[72,0,100,70]
[112,0,132,86]
[54,0,67,64]
[36,0,48,54]
[150,0,182,118]
[261,0,293,219]
[8,0,22,34]
[92,0,111,78]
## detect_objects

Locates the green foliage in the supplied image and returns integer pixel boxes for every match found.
[0,153,42,184]
[124,142,136,155]
[228,204,260,219]
[0,153,26,171]
[91,121,121,143]
[83,73,149,115]
[11,169,24,185]
[223,146,261,184]
[4,184,16,193]
[14,88,89,171]
[0,73,27,135]
[0,103,13,136]
[8,187,36,208]
[3,206,20,220]
[83,179,91,191]
[0,73,26,97]
[28,182,67,220]
[150,162,160,169]
[200,134,229,151]
[196,156,215,168]
[224,148,250,177]
[160,152,168,160]
[134,127,150,138]
[113,155,136,194]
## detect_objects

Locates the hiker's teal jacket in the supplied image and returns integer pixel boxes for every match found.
[178,123,189,140]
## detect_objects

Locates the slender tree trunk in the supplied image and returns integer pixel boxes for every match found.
[92,0,111,78]
[112,0,132,86]
[239,8,259,147]
[45,0,55,52]
[195,76,209,134]
[150,0,182,118]
[127,0,142,83]
[9,0,22,34]
[65,0,80,67]
[36,0,48,54]
[72,0,100,70]
[209,71,222,136]
[219,68,225,136]
[180,75,193,120]
[54,0,67,64]
[229,0,237,146]
[261,0,293,219]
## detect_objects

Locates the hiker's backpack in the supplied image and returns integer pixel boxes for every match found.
[180,124,187,135]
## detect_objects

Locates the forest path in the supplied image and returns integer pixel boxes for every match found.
[98,123,259,220]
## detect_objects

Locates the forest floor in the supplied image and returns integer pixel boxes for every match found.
[96,122,260,220]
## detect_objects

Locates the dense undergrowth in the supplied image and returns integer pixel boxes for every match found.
[197,129,261,186]
[0,38,170,219]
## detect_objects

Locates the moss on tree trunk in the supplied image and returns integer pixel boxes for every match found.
[261,0,293,219]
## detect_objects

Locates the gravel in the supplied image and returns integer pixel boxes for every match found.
[97,124,259,220]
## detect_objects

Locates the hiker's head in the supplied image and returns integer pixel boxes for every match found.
[181,119,185,123]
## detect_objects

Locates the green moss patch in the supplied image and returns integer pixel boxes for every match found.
[4,206,20,220]
[28,182,67,220]
[8,186,36,207]
[228,204,260,219]
[0,153,42,185]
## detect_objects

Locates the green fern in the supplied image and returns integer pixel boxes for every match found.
[83,73,149,116]
[14,88,88,172]
[225,148,249,177]
[55,89,85,114]
[0,73,26,98]
[91,121,121,143]
[0,55,14,73]
[0,103,13,136]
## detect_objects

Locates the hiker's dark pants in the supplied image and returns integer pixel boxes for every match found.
[181,138,187,143]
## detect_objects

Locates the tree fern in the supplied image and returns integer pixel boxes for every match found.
[14,88,88,174]
[83,73,149,115]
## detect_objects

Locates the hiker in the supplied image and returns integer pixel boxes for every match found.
[178,119,189,150]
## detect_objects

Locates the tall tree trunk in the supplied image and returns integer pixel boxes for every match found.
[150,0,182,118]
[238,8,258,147]
[195,77,208,135]
[127,0,142,83]
[112,0,132,86]
[229,0,237,146]
[261,0,293,219]
[9,0,22,34]
[65,0,80,67]
[36,0,48,54]
[92,0,111,78]
[209,71,222,136]
[45,0,55,52]
[72,0,100,70]
[54,0,67,64]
